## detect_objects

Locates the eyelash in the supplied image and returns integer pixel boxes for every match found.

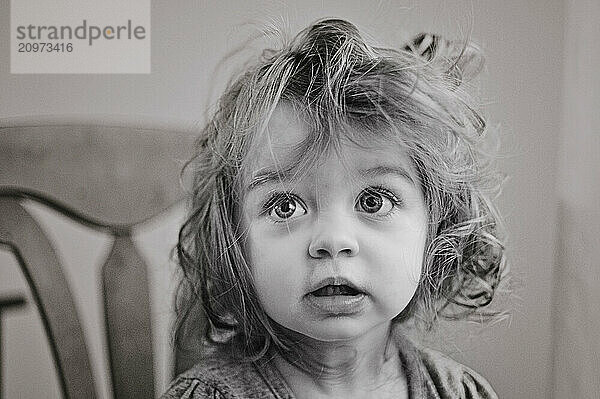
[362,185,402,207]
[260,192,306,222]
[261,192,294,212]
[355,185,403,218]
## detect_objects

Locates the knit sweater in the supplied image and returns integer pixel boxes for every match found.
[162,335,497,399]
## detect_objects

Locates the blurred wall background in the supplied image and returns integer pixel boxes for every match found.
[552,0,600,397]
[1,1,592,398]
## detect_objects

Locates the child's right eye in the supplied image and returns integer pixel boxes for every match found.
[265,194,307,222]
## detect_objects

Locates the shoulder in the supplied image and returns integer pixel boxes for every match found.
[394,333,498,399]
[160,348,256,399]
[160,345,293,399]
[414,345,498,399]
[160,349,247,399]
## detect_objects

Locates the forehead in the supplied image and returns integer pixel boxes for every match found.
[244,103,417,184]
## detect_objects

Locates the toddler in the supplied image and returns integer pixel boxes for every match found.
[163,18,506,399]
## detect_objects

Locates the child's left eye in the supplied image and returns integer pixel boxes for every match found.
[355,187,400,216]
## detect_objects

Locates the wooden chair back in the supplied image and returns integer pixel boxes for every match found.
[0,119,199,398]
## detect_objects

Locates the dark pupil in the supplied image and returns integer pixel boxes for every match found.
[360,193,382,213]
[275,199,296,218]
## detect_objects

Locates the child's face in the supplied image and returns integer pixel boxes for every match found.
[241,104,428,342]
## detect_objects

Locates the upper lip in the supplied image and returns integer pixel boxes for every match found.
[307,276,366,295]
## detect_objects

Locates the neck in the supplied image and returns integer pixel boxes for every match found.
[273,323,405,397]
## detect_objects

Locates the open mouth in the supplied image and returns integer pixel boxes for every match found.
[311,284,361,297]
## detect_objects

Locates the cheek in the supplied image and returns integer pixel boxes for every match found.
[366,221,427,309]
[245,224,307,312]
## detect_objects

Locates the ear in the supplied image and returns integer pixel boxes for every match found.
[403,33,485,87]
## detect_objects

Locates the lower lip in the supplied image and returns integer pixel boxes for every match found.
[305,293,367,315]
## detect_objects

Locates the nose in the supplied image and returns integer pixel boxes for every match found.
[308,214,359,259]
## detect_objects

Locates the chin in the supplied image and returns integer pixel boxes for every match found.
[293,318,374,342]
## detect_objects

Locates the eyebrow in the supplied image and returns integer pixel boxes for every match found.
[358,165,416,185]
[246,165,415,193]
[246,169,295,192]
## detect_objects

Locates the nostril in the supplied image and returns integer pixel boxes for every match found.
[309,244,358,259]
[339,248,353,256]
[312,248,331,258]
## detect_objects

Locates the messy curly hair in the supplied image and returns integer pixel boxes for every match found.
[175,18,507,364]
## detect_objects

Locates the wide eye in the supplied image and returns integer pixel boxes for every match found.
[268,195,307,221]
[355,188,397,215]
